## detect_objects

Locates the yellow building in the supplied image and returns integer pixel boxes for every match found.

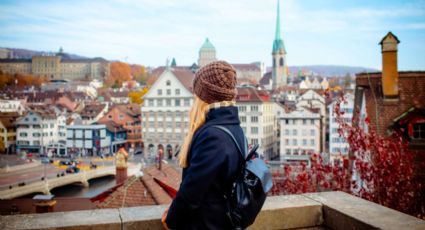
[0,112,19,154]
[0,51,109,81]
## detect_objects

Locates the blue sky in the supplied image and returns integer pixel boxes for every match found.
[0,0,424,70]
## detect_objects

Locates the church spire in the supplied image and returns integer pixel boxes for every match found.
[272,0,286,54]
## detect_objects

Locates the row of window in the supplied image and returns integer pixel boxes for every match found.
[284,129,316,136]
[157,89,180,96]
[284,139,316,146]
[143,121,189,128]
[284,149,314,155]
[147,98,190,107]
[284,119,317,125]
[239,116,258,123]
[331,147,349,153]
[237,105,259,112]
[19,132,54,137]
[331,137,346,143]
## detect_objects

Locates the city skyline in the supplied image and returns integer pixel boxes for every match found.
[1,0,425,70]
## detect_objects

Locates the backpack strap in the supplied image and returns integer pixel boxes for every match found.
[212,125,247,159]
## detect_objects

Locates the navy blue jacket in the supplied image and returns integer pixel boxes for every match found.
[165,106,244,230]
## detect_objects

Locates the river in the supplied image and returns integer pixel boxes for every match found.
[50,175,116,198]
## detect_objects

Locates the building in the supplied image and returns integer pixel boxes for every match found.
[353,32,425,176]
[15,108,60,155]
[0,99,25,114]
[0,112,19,154]
[279,107,322,163]
[80,103,108,125]
[141,67,195,159]
[271,0,288,88]
[236,87,277,160]
[99,120,127,153]
[98,104,142,153]
[66,124,110,157]
[0,50,109,81]
[198,38,217,67]
[299,77,329,90]
[233,63,263,84]
[328,93,354,161]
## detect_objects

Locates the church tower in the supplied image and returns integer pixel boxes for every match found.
[272,0,288,89]
[198,38,217,67]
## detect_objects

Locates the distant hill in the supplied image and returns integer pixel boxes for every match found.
[0,47,88,59]
[288,65,379,77]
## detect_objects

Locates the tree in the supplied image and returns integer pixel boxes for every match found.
[128,87,149,104]
[271,93,424,219]
[106,62,132,87]
[131,64,148,84]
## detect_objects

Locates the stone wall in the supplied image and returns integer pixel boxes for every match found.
[1,191,424,230]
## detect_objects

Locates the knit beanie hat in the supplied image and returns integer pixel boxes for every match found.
[193,61,237,104]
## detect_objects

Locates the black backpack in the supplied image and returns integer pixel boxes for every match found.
[213,126,273,230]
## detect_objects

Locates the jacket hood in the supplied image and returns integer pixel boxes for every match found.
[205,106,240,126]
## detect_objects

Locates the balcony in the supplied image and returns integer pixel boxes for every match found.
[1,192,424,230]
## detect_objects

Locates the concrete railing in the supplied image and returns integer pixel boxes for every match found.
[1,192,424,230]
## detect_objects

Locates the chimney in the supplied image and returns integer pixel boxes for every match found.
[115,148,128,185]
[380,31,400,98]
[33,194,56,213]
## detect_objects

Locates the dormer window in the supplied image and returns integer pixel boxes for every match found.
[166,80,171,86]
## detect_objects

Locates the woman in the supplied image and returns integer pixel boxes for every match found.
[163,61,245,230]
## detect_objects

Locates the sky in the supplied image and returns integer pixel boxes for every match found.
[0,0,425,70]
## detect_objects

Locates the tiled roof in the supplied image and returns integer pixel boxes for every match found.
[96,163,181,208]
[97,120,127,133]
[232,63,260,71]
[151,67,195,93]
[80,103,106,118]
[236,87,270,102]
[260,72,272,85]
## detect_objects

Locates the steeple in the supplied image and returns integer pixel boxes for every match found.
[272,0,286,54]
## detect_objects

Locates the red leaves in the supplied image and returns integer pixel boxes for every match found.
[271,93,424,219]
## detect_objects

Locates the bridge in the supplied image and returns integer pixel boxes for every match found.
[0,166,116,200]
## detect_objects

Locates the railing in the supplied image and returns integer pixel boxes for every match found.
[1,192,424,230]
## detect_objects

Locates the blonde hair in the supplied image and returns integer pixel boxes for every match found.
[179,96,210,168]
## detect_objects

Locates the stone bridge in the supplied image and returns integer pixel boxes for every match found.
[0,167,116,200]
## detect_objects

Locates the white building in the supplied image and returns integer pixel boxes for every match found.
[141,67,195,159]
[328,94,354,160]
[0,99,25,115]
[236,87,276,160]
[16,109,60,155]
[299,77,329,90]
[279,107,322,163]
[66,124,110,157]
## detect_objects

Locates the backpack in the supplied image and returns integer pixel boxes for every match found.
[213,125,273,230]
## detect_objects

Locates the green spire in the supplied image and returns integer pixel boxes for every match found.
[200,38,215,51]
[272,0,286,53]
[171,57,177,67]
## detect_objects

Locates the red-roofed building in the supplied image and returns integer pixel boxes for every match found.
[236,87,277,160]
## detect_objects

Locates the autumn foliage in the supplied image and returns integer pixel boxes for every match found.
[128,87,149,105]
[106,62,132,87]
[0,71,48,89]
[271,93,425,219]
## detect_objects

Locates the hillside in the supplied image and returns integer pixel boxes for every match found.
[288,65,379,77]
[0,47,88,59]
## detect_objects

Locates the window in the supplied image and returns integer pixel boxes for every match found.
[19,133,27,137]
[240,116,246,123]
[157,89,162,95]
[33,133,40,137]
[251,106,258,111]
[302,139,307,145]
[286,149,291,155]
[157,99,163,107]
[166,99,171,106]
[285,119,289,124]
[33,125,41,129]
[119,114,124,120]
[251,127,258,134]
[285,139,289,145]
[175,99,180,106]
[310,139,315,146]
[302,119,307,125]
[413,123,425,139]
[285,129,289,135]
[239,106,246,112]
[252,138,258,145]
[167,89,171,95]
[292,139,297,145]
[33,117,37,122]
[50,124,54,128]
[311,119,315,125]
[310,129,315,136]
[166,80,171,86]
[292,129,297,135]
[184,99,190,106]
[148,99,154,106]
[175,89,180,95]
[279,57,284,66]
[251,116,258,123]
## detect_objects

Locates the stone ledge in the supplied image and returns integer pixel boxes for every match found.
[1,192,424,230]
[304,191,425,230]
